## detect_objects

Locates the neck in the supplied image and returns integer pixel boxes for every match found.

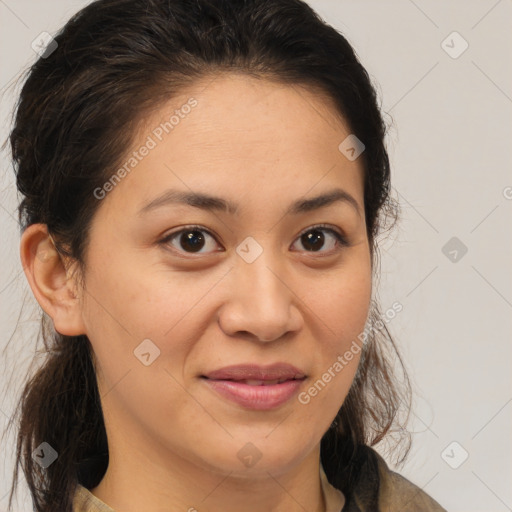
[90,436,328,512]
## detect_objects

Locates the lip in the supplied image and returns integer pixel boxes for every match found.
[202,363,306,381]
[201,363,307,410]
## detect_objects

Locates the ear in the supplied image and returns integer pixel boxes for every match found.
[20,223,86,336]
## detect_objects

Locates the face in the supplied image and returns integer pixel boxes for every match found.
[79,74,372,479]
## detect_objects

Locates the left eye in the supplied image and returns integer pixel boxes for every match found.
[160,224,348,256]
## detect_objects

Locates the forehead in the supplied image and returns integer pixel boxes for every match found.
[98,73,365,220]
[143,73,352,155]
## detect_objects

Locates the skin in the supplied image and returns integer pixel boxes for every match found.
[20,73,372,512]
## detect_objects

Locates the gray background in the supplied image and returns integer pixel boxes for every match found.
[1,1,511,511]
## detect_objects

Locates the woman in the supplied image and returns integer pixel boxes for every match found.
[4,0,447,510]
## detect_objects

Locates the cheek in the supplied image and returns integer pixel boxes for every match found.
[80,269,195,433]
[81,262,214,403]
[314,259,372,345]
[306,259,371,397]
[80,266,167,378]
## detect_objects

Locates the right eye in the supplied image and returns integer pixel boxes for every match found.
[159,225,223,256]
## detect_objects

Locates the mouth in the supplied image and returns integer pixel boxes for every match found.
[200,363,307,410]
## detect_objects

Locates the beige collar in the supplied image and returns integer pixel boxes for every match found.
[320,463,346,512]
[73,483,114,512]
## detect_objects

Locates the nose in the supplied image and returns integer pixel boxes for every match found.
[217,251,303,343]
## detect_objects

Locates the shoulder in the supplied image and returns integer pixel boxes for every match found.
[338,444,447,511]
[370,447,447,512]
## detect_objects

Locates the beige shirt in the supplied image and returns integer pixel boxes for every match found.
[72,464,345,512]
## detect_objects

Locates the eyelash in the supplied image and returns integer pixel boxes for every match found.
[158,223,349,257]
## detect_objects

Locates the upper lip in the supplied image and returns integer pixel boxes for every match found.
[202,363,306,381]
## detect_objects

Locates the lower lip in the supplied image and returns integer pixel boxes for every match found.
[202,378,304,410]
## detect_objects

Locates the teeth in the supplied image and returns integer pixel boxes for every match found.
[241,379,289,386]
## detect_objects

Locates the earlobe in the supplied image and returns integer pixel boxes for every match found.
[19,223,86,336]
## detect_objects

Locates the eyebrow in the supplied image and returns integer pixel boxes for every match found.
[138,187,361,218]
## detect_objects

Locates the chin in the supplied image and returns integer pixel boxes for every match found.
[194,435,314,478]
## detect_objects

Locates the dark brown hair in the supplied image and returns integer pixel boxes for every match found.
[3,0,411,510]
